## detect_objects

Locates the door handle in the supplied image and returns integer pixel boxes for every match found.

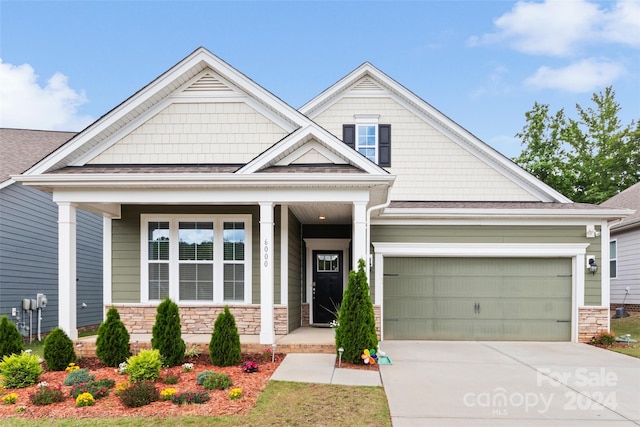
[477,303,480,314]
[474,303,478,314]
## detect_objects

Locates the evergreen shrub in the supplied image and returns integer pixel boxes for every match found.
[96,307,131,367]
[209,306,241,367]
[151,298,185,367]
[43,328,76,371]
[0,316,23,358]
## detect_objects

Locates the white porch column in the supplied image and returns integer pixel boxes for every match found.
[103,217,112,321]
[58,202,78,340]
[259,202,275,344]
[352,201,368,269]
[280,204,288,305]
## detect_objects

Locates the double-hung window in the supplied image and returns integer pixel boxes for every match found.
[343,115,391,167]
[610,240,617,279]
[142,215,251,304]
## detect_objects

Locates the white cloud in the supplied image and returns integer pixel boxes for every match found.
[469,0,640,56]
[470,65,512,99]
[524,59,626,92]
[0,58,94,131]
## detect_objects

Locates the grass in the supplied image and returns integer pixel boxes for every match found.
[609,312,640,358]
[1,381,391,426]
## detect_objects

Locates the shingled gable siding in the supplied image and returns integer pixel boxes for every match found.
[314,96,538,202]
[111,205,260,303]
[89,102,289,165]
[371,224,602,305]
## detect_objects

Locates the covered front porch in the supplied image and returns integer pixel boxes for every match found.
[74,326,337,357]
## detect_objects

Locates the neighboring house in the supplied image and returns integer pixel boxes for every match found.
[0,128,103,337]
[602,182,640,311]
[14,47,630,343]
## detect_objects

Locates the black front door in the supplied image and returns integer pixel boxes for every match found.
[312,251,343,324]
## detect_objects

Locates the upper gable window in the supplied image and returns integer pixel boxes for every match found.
[343,115,391,167]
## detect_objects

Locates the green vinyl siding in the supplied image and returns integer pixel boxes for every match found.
[287,209,302,332]
[111,205,260,303]
[384,257,572,341]
[372,224,601,305]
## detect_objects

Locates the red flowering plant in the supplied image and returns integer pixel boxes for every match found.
[242,360,259,373]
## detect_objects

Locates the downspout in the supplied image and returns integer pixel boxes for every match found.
[365,190,392,281]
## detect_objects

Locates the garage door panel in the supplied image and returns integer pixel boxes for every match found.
[383,257,572,341]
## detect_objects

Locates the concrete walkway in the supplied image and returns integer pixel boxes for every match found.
[271,353,382,386]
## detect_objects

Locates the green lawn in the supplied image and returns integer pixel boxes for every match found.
[1,381,391,426]
[609,312,640,358]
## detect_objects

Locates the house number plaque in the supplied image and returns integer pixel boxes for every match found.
[263,239,269,267]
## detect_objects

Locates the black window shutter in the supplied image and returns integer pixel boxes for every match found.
[378,124,391,167]
[343,124,355,149]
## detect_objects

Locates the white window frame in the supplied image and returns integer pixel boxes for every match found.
[141,214,252,304]
[355,114,379,164]
[610,239,617,279]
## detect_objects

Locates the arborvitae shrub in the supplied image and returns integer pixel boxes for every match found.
[335,258,378,364]
[96,307,131,367]
[43,328,76,371]
[151,298,185,367]
[0,316,23,358]
[209,306,241,367]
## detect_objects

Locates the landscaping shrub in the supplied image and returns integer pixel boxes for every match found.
[202,372,232,390]
[63,368,95,386]
[151,298,185,367]
[30,384,65,405]
[335,258,378,364]
[118,381,159,408]
[43,328,76,371]
[125,349,162,382]
[96,307,131,367]
[69,379,114,400]
[162,374,180,385]
[209,306,241,367]
[196,370,215,385]
[170,391,210,405]
[0,352,43,388]
[592,331,616,346]
[0,316,23,358]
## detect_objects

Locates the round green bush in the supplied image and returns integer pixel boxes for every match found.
[96,307,131,367]
[196,370,215,385]
[125,349,162,382]
[43,328,76,371]
[63,368,95,386]
[118,381,159,408]
[202,372,232,390]
[0,352,43,388]
[0,316,23,358]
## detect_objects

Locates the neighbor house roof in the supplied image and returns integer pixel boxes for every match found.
[602,182,640,231]
[0,128,76,185]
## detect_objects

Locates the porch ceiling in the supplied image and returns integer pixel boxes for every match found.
[290,203,352,224]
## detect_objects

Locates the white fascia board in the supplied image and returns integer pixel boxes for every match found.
[372,242,589,257]
[51,186,374,205]
[0,179,15,190]
[378,207,634,221]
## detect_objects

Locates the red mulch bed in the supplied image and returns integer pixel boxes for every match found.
[0,353,282,420]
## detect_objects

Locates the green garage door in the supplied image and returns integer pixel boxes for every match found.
[383,258,572,341]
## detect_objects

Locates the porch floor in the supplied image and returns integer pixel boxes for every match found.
[75,326,336,357]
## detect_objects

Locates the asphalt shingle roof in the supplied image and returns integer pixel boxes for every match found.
[602,182,640,230]
[0,128,76,183]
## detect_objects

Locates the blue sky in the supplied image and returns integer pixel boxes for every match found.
[1,0,638,158]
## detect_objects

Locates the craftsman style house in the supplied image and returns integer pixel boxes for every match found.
[15,47,630,343]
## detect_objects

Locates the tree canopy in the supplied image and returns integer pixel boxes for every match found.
[514,87,639,204]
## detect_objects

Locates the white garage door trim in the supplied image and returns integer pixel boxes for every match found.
[372,242,589,342]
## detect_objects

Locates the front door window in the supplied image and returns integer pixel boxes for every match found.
[312,251,343,324]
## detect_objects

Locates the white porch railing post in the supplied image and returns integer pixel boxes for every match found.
[58,202,78,340]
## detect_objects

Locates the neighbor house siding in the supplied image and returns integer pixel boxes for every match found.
[371,224,602,305]
[0,184,102,333]
[313,96,537,202]
[111,205,260,304]
[611,228,640,305]
[287,209,302,332]
[90,102,288,164]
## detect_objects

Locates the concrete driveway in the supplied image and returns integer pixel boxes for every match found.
[378,341,640,426]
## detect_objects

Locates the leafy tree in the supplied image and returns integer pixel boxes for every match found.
[151,298,185,367]
[43,327,76,371]
[0,315,23,358]
[96,307,131,367]
[514,87,639,204]
[335,258,378,364]
[209,306,241,367]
